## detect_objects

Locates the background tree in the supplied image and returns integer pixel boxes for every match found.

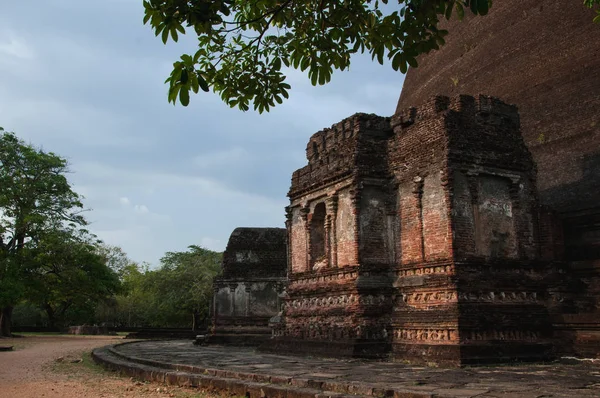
[93,246,222,330]
[23,228,121,329]
[108,262,156,328]
[0,128,86,336]
[152,246,221,330]
[96,243,133,279]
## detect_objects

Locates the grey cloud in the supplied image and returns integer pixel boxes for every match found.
[0,0,405,265]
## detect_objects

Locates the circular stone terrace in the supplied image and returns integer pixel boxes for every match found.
[93,340,600,398]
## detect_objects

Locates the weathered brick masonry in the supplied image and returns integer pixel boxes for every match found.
[210,228,287,345]
[396,1,600,356]
[258,95,563,365]
[213,3,599,364]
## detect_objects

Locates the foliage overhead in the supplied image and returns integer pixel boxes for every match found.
[143,0,495,113]
[144,0,600,113]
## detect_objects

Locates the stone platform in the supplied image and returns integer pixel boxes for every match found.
[93,340,600,398]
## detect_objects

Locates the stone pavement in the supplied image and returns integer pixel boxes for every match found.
[93,340,600,398]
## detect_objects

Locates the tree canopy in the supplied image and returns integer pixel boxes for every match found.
[0,129,88,335]
[1,129,224,333]
[95,246,222,330]
[155,245,221,329]
[23,228,121,328]
[143,0,600,113]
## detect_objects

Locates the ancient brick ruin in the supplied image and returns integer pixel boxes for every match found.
[210,2,600,364]
[257,95,560,365]
[397,0,600,357]
[209,228,287,345]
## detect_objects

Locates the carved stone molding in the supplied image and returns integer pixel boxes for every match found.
[459,291,538,303]
[397,264,454,277]
[396,290,540,308]
[282,318,390,341]
[463,329,540,342]
[398,291,458,306]
[292,269,359,285]
[395,328,459,343]
[286,294,390,313]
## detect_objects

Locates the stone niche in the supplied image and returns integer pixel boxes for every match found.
[263,95,564,365]
[210,227,287,345]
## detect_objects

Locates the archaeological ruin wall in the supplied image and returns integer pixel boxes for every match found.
[210,227,287,345]
[262,95,564,365]
[396,1,600,355]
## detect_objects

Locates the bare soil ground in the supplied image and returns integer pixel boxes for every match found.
[0,335,213,398]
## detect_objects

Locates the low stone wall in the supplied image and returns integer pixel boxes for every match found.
[68,325,111,335]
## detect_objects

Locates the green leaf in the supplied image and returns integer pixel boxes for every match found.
[399,59,408,74]
[198,75,209,92]
[168,85,180,104]
[310,70,318,86]
[161,27,169,44]
[470,0,479,14]
[445,1,455,20]
[318,68,326,85]
[376,47,384,65]
[300,57,310,72]
[179,87,190,106]
[391,52,402,70]
[181,54,193,65]
[180,69,189,84]
[478,0,489,15]
[456,3,465,19]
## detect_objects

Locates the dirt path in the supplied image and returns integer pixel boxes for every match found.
[0,335,207,398]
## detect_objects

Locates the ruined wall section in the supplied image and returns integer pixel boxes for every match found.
[270,114,395,358]
[389,96,454,266]
[289,113,391,198]
[288,113,392,272]
[444,95,538,262]
[387,95,558,364]
[335,188,357,267]
[394,4,600,355]
[389,96,459,364]
[221,228,287,278]
[445,95,554,363]
[211,228,287,345]
[265,95,562,364]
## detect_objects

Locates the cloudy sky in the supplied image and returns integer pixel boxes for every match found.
[0,0,405,266]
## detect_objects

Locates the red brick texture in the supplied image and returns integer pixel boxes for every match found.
[395,3,600,356]
[264,95,562,365]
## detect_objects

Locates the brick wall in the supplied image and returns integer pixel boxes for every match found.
[266,95,563,365]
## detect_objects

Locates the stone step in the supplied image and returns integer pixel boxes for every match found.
[92,343,437,398]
